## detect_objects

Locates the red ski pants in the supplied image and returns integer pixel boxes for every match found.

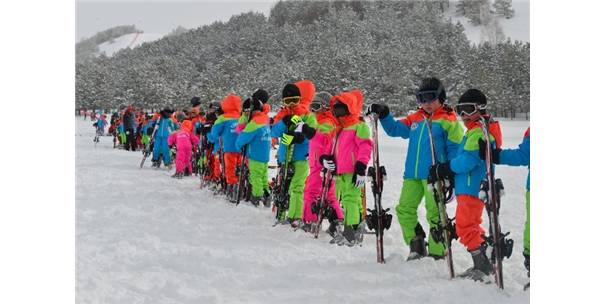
[455,194,486,251]
[224,152,242,185]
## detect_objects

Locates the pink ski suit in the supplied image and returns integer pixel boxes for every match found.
[302,112,344,223]
[168,120,199,174]
[332,90,373,226]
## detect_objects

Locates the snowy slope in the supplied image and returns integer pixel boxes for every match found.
[76,117,530,304]
[446,1,529,44]
[97,32,164,57]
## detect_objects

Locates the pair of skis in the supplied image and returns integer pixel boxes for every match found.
[233,109,255,205]
[366,113,392,264]
[272,144,294,225]
[424,117,456,279]
[479,117,514,290]
[310,134,339,239]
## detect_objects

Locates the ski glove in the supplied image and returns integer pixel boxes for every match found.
[352,161,367,188]
[478,139,501,164]
[300,123,316,140]
[319,155,336,172]
[367,103,390,119]
[427,162,455,185]
[281,133,295,146]
[282,114,302,130]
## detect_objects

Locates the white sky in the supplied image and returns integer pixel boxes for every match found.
[76,0,276,41]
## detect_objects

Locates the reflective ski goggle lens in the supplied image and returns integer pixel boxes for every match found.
[416,90,440,103]
[309,101,324,112]
[455,103,486,116]
[282,96,301,106]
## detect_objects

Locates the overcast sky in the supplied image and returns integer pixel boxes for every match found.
[76,0,276,41]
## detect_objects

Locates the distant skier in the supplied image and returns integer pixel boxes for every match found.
[122,106,138,151]
[427,89,501,281]
[367,77,464,260]
[93,114,108,143]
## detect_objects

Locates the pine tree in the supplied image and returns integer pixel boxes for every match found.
[493,0,515,19]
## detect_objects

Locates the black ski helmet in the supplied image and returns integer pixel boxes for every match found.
[418,77,446,103]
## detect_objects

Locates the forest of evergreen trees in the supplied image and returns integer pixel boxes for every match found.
[75,0,529,117]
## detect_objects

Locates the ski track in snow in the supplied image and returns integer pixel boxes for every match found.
[76,117,530,304]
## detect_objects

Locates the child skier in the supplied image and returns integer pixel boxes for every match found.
[296,91,345,233]
[271,80,318,227]
[200,102,222,187]
[151,108,177,169]
[235,92,271,207]
[320,89,372,246]
[428,88,498,281]
[168,120,199,178]
[368,77,464,260]
[479,127,531,281]
[93,114,108,143]
[208,94,242,197]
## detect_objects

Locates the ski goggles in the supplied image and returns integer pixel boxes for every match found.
[415,90,442,104]
[455,103,487,116]
[309,100,327,112]
[282,96,301,106]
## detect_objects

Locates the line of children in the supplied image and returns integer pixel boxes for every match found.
[128,80,529,283]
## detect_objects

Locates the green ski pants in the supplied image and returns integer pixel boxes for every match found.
[395,179,444,256]
[287,160,309,219]
[248,159,268,198]
[335,173,363,226]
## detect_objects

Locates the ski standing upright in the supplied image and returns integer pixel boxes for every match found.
[479,117,514,289]
[365,111,392,263]
[424,117,456,279]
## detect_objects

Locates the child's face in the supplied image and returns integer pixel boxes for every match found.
[461,111,481,123]
[420,99,442,113]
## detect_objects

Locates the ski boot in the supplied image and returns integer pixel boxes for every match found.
[171,172,183,179]
[354,220,367,245]
[151,160,161,168]
[458,243,493,281]
[300,221,313,233]
[329,221,345,244]
[523,252,530,290]
[407,235,428,261]
[524,252,530,277]
[262,189,271,207]
[290,218,301,229]
[338,225,357,247]
[184,167,191,177]
[250,196,261,207]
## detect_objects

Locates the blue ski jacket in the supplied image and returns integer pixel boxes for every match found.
[379,108,464,180]
[499,128,530,190]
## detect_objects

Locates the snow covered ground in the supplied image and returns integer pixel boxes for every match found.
[76,117,530,304]
[97,32,164,57]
